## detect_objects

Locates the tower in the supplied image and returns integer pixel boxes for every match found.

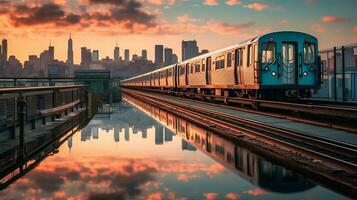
[67,34,74,65]
[114,45,120,63]
[155,45,163,65]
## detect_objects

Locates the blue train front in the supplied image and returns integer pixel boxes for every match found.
[258,32,320,98]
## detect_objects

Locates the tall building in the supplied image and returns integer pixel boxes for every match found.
[154,124,163,145]
[1,39,8,68]
[132,54,138,61]
[48,45,54,61]
[182,40,199,61]
[92,50,99,62]
[155,45,164,65]
[164,48,173,65]
[67,35,73,65]
[114,46,120,63]
[142,49,147,60]
[172,54,178,63]
[81,47,92,67]
[124,49,130,63]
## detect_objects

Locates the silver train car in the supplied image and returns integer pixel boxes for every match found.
[122,31,321,99]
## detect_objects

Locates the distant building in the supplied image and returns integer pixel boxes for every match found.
[155,45,164,65]
[200,49,209,55]
[67,35,73,65]
[92,50,99,62]
[142,49,147,60]
[81,47,92,68]
[182,40,199,61]
[1,39,7,68]
[114,46,120,63]
[172,54,178,63]
[7,55,22,77]
[164,48,173,65]
[48,61,68,78]
[48,45,54,61]
[132,54,138,61]
[125,49,130,63]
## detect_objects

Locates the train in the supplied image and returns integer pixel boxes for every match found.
[121,31,321,99]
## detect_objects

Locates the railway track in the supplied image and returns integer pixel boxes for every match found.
[123,87,357,133]
[128,87,357,120]
[123,88,357,174]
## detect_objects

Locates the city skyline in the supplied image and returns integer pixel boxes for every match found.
[0,0,356,64]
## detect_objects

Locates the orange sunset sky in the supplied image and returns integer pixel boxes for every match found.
[0,0,356,64]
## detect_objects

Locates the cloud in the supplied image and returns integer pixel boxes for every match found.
[243,3,270,11]
[311,24,326,33]
[321,16,350,24]
[147,0,164,5]
[204,192,219,200]
[225,193,240,200]
[10,3,71,26]
[244,188,267,197]
[176,173,200,182]
[176,15,200,23]
[204,0,219,6]
[225,0,240,6]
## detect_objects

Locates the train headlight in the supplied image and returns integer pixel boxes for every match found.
[271,71,277,77]
[303,71,308,76]
[263,66,269,71]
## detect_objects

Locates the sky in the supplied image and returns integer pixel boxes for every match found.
[0,0,356,64]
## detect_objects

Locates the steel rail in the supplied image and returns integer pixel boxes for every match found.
[123,86,357,120]
[123,88,357,172]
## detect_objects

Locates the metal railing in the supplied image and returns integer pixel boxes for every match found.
[0,85,88,143]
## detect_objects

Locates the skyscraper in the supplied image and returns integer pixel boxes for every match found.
[182,40,199,61]
[155,45,164,65]
[2,39,8,67]
[142,49,147,60]
[81,47,91,67]
[172,54,178,64]
[67,35,73,65]
[124,49,129,63]
[114,46,120,63]
[48,45,54,61]
[164,48,173,65]
[92,50,99,62]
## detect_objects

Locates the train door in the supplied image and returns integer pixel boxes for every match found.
[206,57,212,85]
[281,42,298,85]
[234,49,242,85]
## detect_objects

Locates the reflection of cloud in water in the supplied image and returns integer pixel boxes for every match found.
[1,156,226,199]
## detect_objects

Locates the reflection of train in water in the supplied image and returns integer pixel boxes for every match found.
[122,32,321,98]
[125,94,316,193]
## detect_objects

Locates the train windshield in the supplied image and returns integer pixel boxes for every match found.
[303,43,315,64]
[262,42,275,64]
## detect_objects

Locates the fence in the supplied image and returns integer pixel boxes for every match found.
[314,43,357,102]
[0,85,88,142]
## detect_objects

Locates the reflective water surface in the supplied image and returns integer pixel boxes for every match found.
[0,95,348,200]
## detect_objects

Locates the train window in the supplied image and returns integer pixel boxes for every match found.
[168,68,173,76]
[304,43,315,64]
[227,52,232,67]
[262,42,275,64]
[202,59,206,72]
[179,65,185,76]
[215,55,225,70]
[191,64,194,74]
[195,62,200,73]
[247,45,253,67]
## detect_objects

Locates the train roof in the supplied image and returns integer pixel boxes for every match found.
[121,31,316,83]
